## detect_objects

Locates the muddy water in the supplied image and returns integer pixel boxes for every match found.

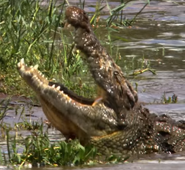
[1,0,185,169]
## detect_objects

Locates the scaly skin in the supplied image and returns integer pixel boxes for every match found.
[17,6,185,159]
[66,6,138,124]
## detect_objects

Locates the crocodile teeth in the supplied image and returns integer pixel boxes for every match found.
[56,86,60,91]
[19,58,27,66]
[41,74,45,78]
[39,72,43,76]
[33,75,38,80]
[39,81,43,86]
[29,66,34,72]
[38,71,44,77]
[67,96,72,103]
[17,58,24,68]
[32,75,39,83]
[34,64,38,69]
[19,65,25,71]
[20,58,24,64]
[17,62,21,68]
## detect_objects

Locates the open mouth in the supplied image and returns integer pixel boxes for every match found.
[17,58,95,106]
[17,58,118,142]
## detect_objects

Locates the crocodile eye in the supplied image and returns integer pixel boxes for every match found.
[114,71,119,75]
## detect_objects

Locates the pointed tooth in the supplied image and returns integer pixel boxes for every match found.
[34,64,38,69]
[56,86,60,91]
[52,84,55,88]
[17,62,21,68]
[32,75,37,80]
[30,66,33,68]
[30,67,34,72]
[40,73,44,77]
[20,58,24,64]
[20,65,25,71]
[32,75,38,83]
[38,71,42,76]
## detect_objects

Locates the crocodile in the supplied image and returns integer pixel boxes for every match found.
[17,6,185,158]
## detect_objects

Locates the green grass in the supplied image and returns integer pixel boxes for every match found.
[0,0,150,96]
[10,129,98,167]
[0,0,85,95]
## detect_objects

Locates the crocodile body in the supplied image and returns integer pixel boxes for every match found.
[17,6,185,158]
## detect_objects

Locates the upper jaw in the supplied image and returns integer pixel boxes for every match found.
[17,58,119,143]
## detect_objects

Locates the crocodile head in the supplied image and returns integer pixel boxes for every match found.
[18,58,156,156]
[17,59,120,145]
[17,6,185,157]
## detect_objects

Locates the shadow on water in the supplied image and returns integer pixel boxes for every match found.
[1,0,185,169]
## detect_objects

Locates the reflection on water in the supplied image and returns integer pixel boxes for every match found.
[1,0,185,169]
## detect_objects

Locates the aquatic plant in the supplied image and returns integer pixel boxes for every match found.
[161,93,178,104]
[6,122,100,167]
